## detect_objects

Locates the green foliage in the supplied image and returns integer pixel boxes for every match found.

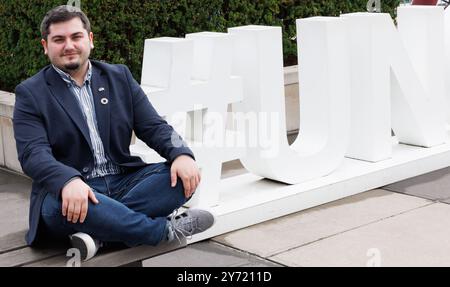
[279,0,401,64]
[0,0,400,92]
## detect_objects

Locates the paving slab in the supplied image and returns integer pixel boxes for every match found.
[270,203,450,267]
[142,241,282,267]
[0,197,29,237]
[0,230,28,253]
[383,167,450,201]
[0,182,30,237]
[27,239,186,267]
[213,189,430,258]
[0,171,31,238]
[440,197,450,204]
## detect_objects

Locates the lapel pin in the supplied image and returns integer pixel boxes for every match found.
[101,98,109,105]
[98,87,105,92]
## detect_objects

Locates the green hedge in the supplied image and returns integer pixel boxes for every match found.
[0,0,400,92]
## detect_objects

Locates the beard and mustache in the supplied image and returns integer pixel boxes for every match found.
[59,49,88,73]
[64,62,81,71]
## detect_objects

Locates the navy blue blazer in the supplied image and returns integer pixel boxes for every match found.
[13,60,194,245]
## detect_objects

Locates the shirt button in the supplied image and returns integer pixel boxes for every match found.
[82,167,89,173]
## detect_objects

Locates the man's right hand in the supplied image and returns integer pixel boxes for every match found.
[61,178,99,224]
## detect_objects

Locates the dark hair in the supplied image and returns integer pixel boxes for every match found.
[40,5,91,40]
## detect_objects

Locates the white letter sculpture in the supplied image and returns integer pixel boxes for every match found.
[131,6,450,218]
[132,34,243,207]
[229,20,351,184]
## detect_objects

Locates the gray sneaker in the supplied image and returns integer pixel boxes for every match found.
[166,209,215,243]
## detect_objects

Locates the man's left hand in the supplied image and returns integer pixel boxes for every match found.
[170,155,201,198]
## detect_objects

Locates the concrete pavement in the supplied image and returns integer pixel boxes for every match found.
[143,161,450,267]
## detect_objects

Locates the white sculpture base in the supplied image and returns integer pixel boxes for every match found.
[189,134,450,243]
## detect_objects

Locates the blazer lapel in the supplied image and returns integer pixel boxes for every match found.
[90,66,111,155]
[45,67,93,151]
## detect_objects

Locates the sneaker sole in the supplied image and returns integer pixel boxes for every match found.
[69,232,97,261]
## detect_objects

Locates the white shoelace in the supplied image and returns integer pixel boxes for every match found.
[168,209,197,244]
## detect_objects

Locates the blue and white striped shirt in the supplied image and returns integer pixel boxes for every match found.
[53,61,122,179]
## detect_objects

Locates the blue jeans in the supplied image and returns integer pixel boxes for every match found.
[40,162,187,247]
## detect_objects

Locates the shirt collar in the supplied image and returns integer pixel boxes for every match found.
[52,60,92,87]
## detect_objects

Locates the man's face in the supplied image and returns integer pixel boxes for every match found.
[41,17,94,73]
